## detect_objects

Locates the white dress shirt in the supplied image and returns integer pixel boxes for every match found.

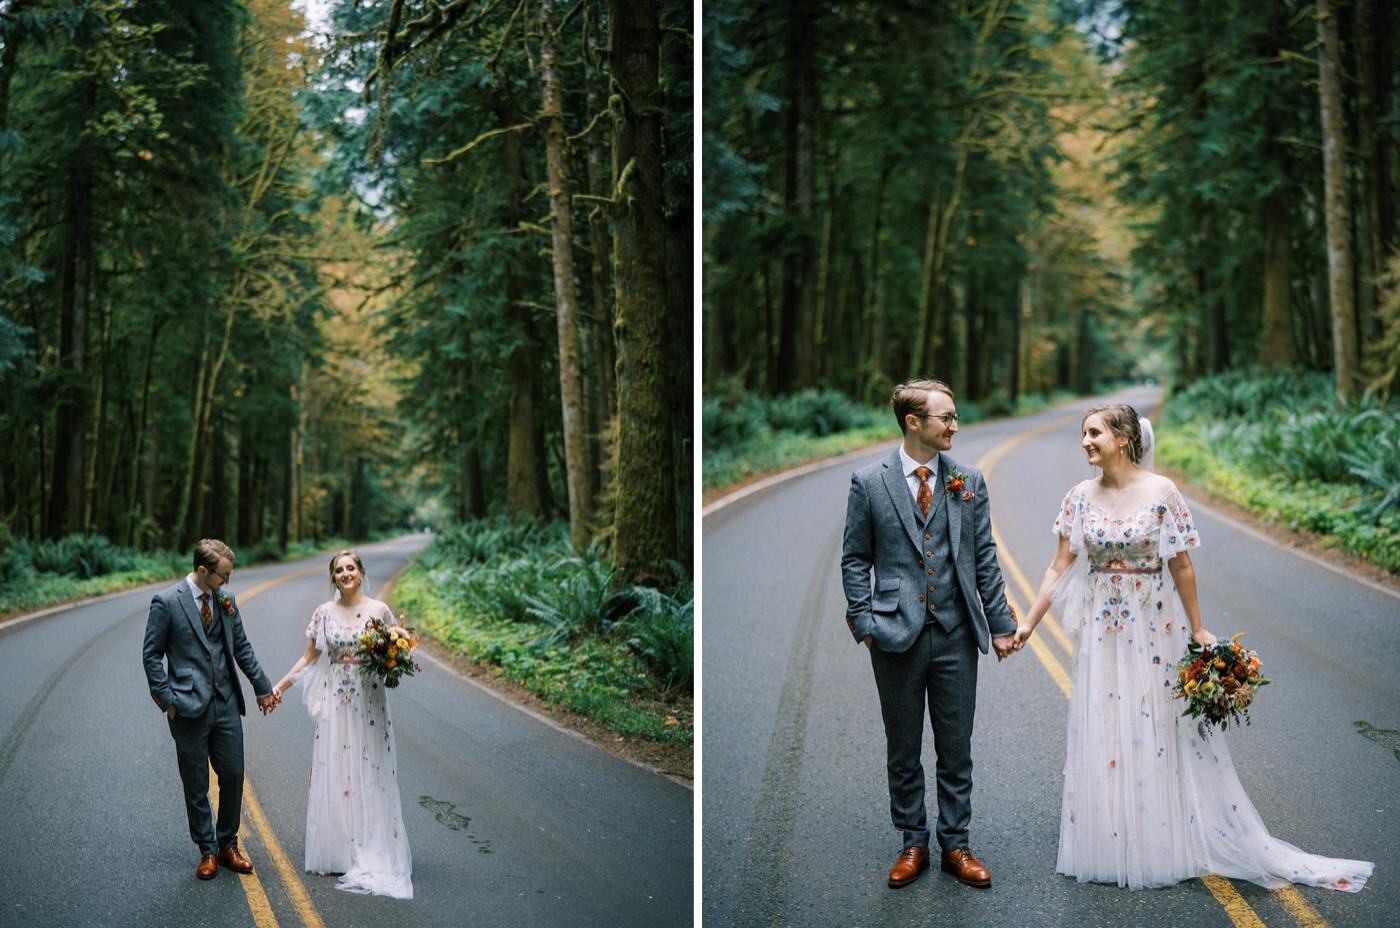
[186,574,212,615]
[898,445,939,504]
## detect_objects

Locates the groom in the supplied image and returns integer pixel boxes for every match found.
[841,379,1018,889]
[142,538,279,880]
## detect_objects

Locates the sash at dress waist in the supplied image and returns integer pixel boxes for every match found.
[1088,565,1161,575]
[333,656,369,665]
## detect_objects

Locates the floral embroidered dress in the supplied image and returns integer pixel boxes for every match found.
[1049,480,1372,892]
[298,599,413,898]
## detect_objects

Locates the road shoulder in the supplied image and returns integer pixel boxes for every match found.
[377,564,695,788]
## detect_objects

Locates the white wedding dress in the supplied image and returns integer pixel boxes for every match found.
[1049,479,1373,892]
[298,599,413,898]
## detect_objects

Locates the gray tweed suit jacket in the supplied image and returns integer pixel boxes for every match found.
[142,581,272,718]
[841,448,1017,654]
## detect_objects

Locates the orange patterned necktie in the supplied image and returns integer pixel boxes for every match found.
[914,466,933,519]
[199,592,213,628]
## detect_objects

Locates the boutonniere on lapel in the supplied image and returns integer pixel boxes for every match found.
[945,469,974,502]
[217,591,236,615]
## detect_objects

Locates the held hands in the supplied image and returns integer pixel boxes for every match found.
[257,690,282,716]
[993,620,1039,661]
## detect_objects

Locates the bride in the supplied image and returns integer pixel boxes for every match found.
[272,550,413,898]
[1012,404,1373,892]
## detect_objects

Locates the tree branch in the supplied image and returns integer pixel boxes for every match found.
[487,0,527,74]
[422,120,533,165]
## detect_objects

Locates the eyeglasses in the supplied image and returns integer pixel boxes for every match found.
[205,567,232,582]
[921,412,959,426]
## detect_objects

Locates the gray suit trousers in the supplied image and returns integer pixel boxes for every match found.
[869,613,978,851]
[167,691,245,855]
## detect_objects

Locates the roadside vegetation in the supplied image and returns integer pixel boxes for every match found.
[1158,370,1399,574]
[389,520,693,748]
[0,529,384,617]
[703,385,1083,492]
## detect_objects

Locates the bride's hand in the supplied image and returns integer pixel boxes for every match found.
[1192,627,1217,647]
[1012,623,1032,650]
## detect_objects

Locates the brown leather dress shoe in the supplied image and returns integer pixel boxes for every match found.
[887,846,929,888]
[940,847,991,887]
[196,854,218,880]
[218,846,254,874]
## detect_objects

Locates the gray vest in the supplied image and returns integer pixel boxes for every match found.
[919,485,967,634]
[199,593,235,703]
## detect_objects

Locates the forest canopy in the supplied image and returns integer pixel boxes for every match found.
[703,0,1399,407]
[0,0,692,586]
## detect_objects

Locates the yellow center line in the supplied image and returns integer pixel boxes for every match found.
[1203,876,1270,928]
[992,522,1074,661]
[209,763,279,928]
[244,779,328,928]
[212,563,328,927]
[1274,887,1330,927]
[976,420,1325,928]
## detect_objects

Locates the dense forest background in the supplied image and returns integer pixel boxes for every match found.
[0,0,691,586]
[703,0,1400,408]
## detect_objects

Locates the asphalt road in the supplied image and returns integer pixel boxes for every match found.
[0,535,692,927]
[701,386,1397,928]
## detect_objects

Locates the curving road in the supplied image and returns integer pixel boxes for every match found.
[0,535,692,928]
[702,386,1397,928]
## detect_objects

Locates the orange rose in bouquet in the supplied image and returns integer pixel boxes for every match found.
[355,615,421,688]
[1172,632,1270,737]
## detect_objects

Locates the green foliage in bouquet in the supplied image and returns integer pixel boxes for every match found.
[1172,633,1271,738]
[355,617,421,688]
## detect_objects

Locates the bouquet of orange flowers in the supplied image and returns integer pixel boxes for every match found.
[1172,633,1270,737]
[355,616,420,688]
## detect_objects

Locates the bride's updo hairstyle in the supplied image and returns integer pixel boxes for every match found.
[1083,403,1148,465]
[328,549,367,597]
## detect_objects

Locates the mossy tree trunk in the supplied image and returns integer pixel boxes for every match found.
[609,0,676,586]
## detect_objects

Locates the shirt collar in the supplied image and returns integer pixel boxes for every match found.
[186,574,209,604]
[899,444,938,479]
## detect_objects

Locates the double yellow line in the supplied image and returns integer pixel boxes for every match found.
[978,418,1331,928]
[206,566,328,928]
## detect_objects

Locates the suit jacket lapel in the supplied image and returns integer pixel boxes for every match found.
[940,452,961,558]
[880,450,923,553]
[178,583,213,651]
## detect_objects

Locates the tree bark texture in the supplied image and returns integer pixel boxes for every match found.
[495,82,542,517]
[1260,185,1295,366]
[49,129,93,538]
[1259,6,1296,369]
[581,6,612,506]
[609,0,676,585]
[539,0,592,552]
[1316,0,1359,401]
[861,156,893,401]
[1353,0,1382,343]
[776,0,817,392]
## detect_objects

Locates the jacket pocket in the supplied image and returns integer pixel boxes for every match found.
[872,577,900,613]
